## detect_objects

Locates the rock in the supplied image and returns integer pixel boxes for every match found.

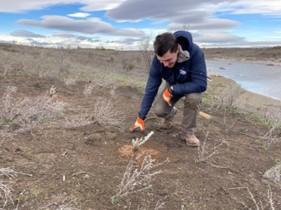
[263,163,281,185]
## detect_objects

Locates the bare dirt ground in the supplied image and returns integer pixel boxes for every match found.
[0,44,281,210]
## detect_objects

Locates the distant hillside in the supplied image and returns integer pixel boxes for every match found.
[204,47,281,64]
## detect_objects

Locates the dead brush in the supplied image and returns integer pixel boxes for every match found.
[0,168,18,207]
[196,131,225,163]
[40,196,80,210]
[139,35,152,72]
[208,83,241,112]
[61,113,93,129]
[83,81,95,96]
[64,78,77,86]
[0,86,65,132]
[0,181,13,207]
[93,97,124,128]
[229,185,276,210]
[262,111,281,150]
[111,155,166,205]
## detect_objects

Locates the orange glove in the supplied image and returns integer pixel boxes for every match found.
[130,117,145,132]
[163,88,173,106]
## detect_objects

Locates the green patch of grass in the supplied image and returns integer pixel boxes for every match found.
[0,117,14,126]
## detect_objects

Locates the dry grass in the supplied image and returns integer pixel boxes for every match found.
[0,168,18,207]
[229,186,276,210]
[0,86,65,133]
[209,82,241,111]
[0,182,13,207]
[40,195,80,210]
[196,130,225,163]
[64,78,77,86]
[60,114,93,129]
[262,111,281,150]
[82,82,95,97]
[139,35,153,72]
[93,97,124,128]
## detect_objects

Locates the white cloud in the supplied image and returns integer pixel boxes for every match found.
[67,12,91,18]
[2,30,280,49]
[1,0,281,48]
[106,0,240,32]
[0,33,142,49]
[18,16,145,37]
[80,0,127,11]
[1,0,281,17]
[107,0,213,21]
[10,30,45,38]
[0,0,126,13]
[193,31,245,44]
[52,32,92,41]
[169,18,239,31]
[0,35,27,44]
[0,0,78,13]
[216,0,281,16]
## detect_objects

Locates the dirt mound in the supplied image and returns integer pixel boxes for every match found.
[118,144,160,162]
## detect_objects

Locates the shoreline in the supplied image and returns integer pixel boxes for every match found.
[206,75,281,120]
[208,72,281,102]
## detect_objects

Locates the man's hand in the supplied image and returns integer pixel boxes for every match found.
[130,117,145,132]
[163,88,173,106]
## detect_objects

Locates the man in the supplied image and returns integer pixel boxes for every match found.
[130,31,207,147]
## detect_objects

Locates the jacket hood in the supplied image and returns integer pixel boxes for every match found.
[174,31,193,52]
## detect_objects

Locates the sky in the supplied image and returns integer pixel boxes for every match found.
[0,0,281,49]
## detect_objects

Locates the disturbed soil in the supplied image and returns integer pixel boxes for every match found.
[0,44,281,210]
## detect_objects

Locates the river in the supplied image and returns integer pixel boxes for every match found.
[207,59,281,101]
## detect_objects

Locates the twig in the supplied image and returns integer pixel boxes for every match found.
[197,131,225,163]
[228,187,262,210]
[267,185,275,210]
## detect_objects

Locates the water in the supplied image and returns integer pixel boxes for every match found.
[207,59,281,101]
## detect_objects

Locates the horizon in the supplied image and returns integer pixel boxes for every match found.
[0,1,281,49]
[1,41,281,50]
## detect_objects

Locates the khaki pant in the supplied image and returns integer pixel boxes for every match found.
[154,84,202,135]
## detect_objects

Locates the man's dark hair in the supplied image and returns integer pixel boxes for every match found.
[153,32,178,57]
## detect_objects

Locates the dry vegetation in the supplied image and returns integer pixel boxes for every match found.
[0,43,281,209]
[204,46,281,65]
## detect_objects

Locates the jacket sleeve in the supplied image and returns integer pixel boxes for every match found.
[138,59,162,120]
[172,45,207,95]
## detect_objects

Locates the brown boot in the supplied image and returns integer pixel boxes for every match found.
[185,133,200,147]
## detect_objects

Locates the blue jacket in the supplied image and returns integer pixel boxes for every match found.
[138,31,207,120]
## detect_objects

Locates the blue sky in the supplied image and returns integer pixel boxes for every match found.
[0,0,281,49]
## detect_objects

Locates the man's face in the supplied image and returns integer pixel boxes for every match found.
[156,48,178,68]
